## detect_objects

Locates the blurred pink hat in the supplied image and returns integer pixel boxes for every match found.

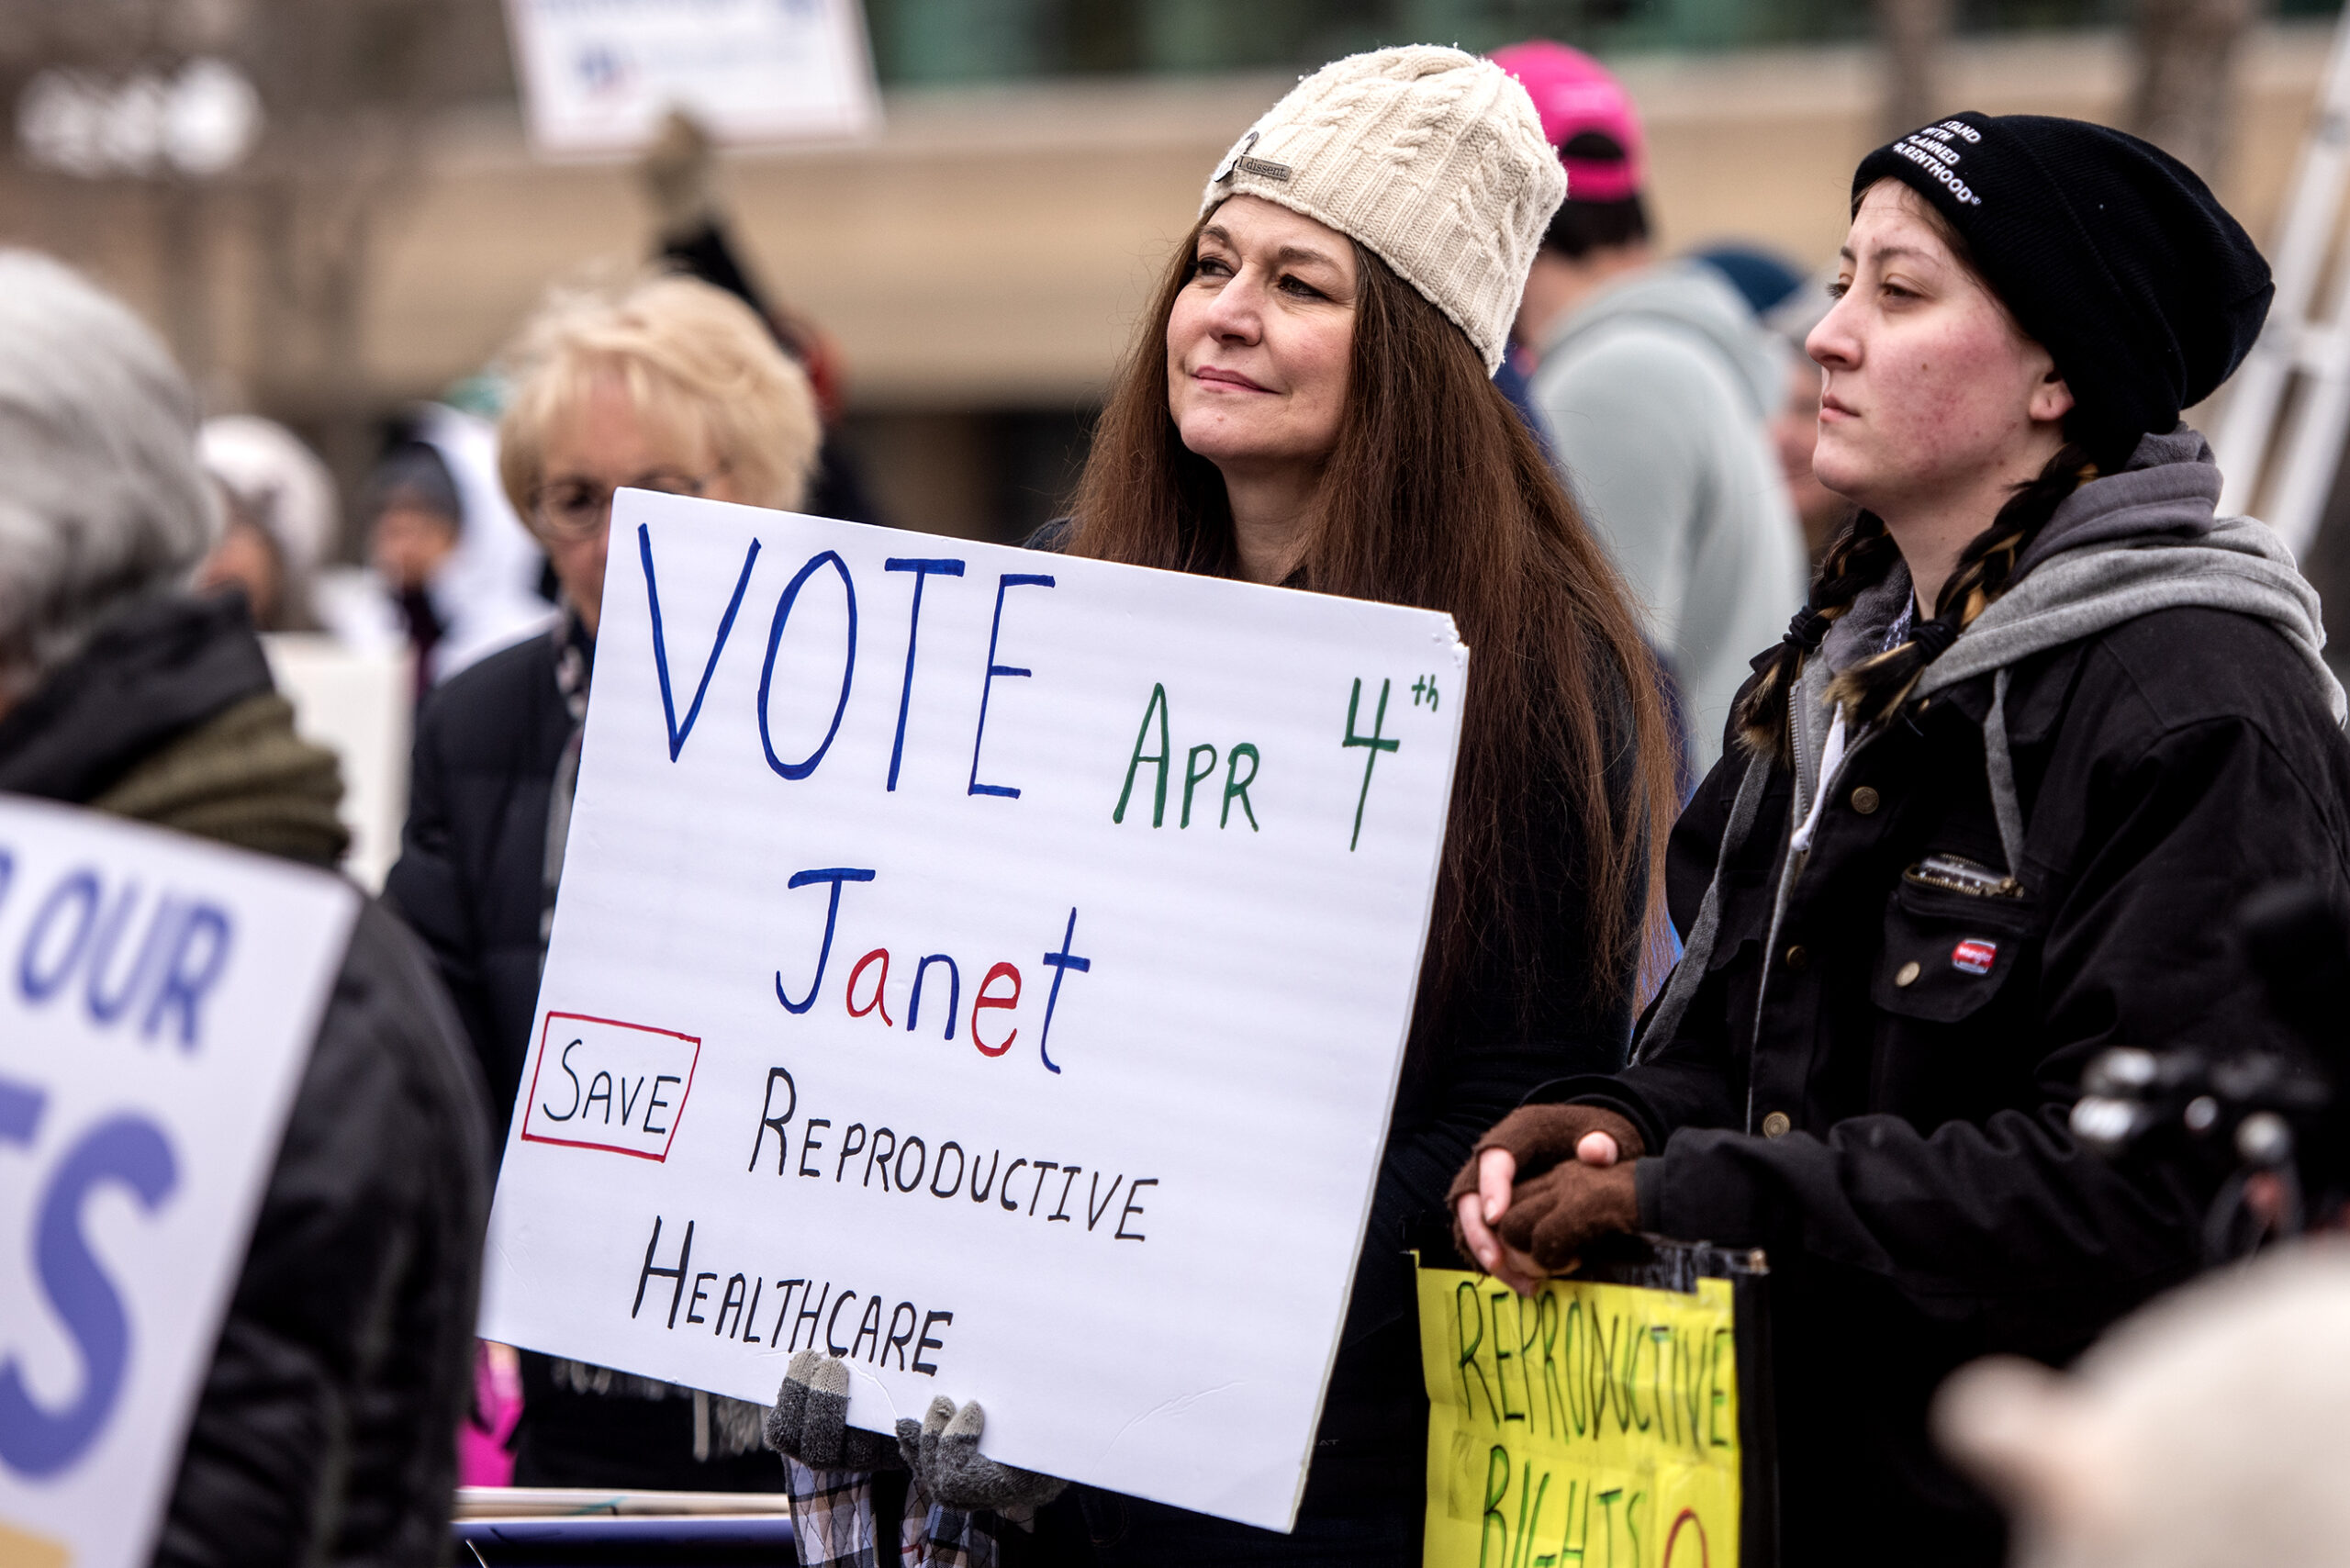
[1488,40,1645,205]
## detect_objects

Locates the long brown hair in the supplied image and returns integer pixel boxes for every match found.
[1067,215,1677,1048]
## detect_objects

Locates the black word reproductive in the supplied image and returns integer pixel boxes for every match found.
[746,1066,1158,1242]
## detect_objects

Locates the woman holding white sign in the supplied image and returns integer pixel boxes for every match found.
[1453,115,2350,1562]
[764,45,1680,1568]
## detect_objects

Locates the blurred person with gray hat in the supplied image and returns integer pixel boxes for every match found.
[1496,40,1807,775]
[0,249,488,1566]
[195,414,339,632]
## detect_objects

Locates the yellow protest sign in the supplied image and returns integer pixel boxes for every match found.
[1419,1266,1740,1568]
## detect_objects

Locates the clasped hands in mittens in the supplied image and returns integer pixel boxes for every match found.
[1449,1103,1643,1290]
[766,1349,1066,1515]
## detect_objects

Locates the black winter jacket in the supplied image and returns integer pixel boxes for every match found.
[0,593,489,1567]
[1547,545,2350,1559]
[386,626,574,1146]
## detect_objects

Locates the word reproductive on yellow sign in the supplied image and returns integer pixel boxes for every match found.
[1419,1267,1740,1568]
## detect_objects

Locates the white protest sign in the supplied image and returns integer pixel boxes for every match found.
[0,797,357,1568]
[480,494,1469,1529]
[504,0,880,156]
[262,633,411,892]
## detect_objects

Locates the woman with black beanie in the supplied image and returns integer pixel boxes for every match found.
[1449,113,2350,1561]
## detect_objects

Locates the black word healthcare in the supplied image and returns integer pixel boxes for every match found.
[632,1213,957,1379]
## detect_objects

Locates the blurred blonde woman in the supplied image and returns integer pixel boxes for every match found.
[386,271,820,1492]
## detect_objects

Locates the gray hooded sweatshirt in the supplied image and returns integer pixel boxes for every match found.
[1530,259,1810,771]
[1643,429,2345,1056]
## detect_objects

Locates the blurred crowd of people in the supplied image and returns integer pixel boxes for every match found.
[182,73,1841,780]
[4,31,2346,1568]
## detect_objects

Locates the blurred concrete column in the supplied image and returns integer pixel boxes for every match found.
[1874,0,1953,138]
[2130,0,2266,178]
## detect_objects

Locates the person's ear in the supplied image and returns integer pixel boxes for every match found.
[2029,363,2076,427]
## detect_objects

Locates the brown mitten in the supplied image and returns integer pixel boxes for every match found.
[1446,1104,1641,1208]
[1492,1159,1639,1272]
[1449,1104,1641,1273]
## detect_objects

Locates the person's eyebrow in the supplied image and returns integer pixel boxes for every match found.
[1270,242,1342,269]
[1842,241,1941,266]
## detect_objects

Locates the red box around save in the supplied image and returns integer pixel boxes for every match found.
[518,1012,702,1162]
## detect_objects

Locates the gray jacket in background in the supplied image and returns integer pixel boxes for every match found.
[1530,258,1809,772]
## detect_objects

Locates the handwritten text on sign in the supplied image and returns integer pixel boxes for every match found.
[480,495,1470,1531]
[0,797,357,1568]
[1418,1267,1740,1568]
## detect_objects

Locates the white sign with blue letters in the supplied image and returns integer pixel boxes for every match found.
[480,492,1471,1530]
[504,0,880,156]
[0,797,357,1568]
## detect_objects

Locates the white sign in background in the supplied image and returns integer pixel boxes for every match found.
[481,494,1469,1529]
[504,0,880,156]
[0,798,357,1568]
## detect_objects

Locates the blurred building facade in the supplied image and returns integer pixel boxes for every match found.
[0,1,2336,543]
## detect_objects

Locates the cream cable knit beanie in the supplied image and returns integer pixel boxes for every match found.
[1201,45,1565,373]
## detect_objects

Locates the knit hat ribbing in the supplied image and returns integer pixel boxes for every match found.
[1203,46,1565,373]
[1852,112,2273,463]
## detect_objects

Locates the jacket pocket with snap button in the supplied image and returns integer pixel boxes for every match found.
[1867,863,2045,1121]
[1871,864,2037,1025]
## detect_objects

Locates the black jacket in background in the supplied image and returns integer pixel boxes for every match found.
[386,629,573,1146]
[0,593,490,1567]
[657,218,882,529]
[1550,604,2350,1562]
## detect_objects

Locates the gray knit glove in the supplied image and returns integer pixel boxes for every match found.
[764,1350,905,1471]
[893,1395,1069,1515]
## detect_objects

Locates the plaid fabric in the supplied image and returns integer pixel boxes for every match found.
[919,1504,1033,1568]
[783,1461,931,1568]
[783,1460,1038,1568]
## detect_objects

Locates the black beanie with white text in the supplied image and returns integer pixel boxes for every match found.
[1852,112,2273,466]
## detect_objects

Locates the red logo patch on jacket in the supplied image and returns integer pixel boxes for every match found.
[1951,939,1998,975]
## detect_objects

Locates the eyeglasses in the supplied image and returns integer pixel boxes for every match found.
[530,470,718,540]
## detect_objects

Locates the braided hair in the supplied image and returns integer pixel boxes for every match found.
[1734,441,2098,760]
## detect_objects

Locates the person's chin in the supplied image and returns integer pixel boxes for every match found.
[1807,448,1873,510]
[1176,420,1276,466]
